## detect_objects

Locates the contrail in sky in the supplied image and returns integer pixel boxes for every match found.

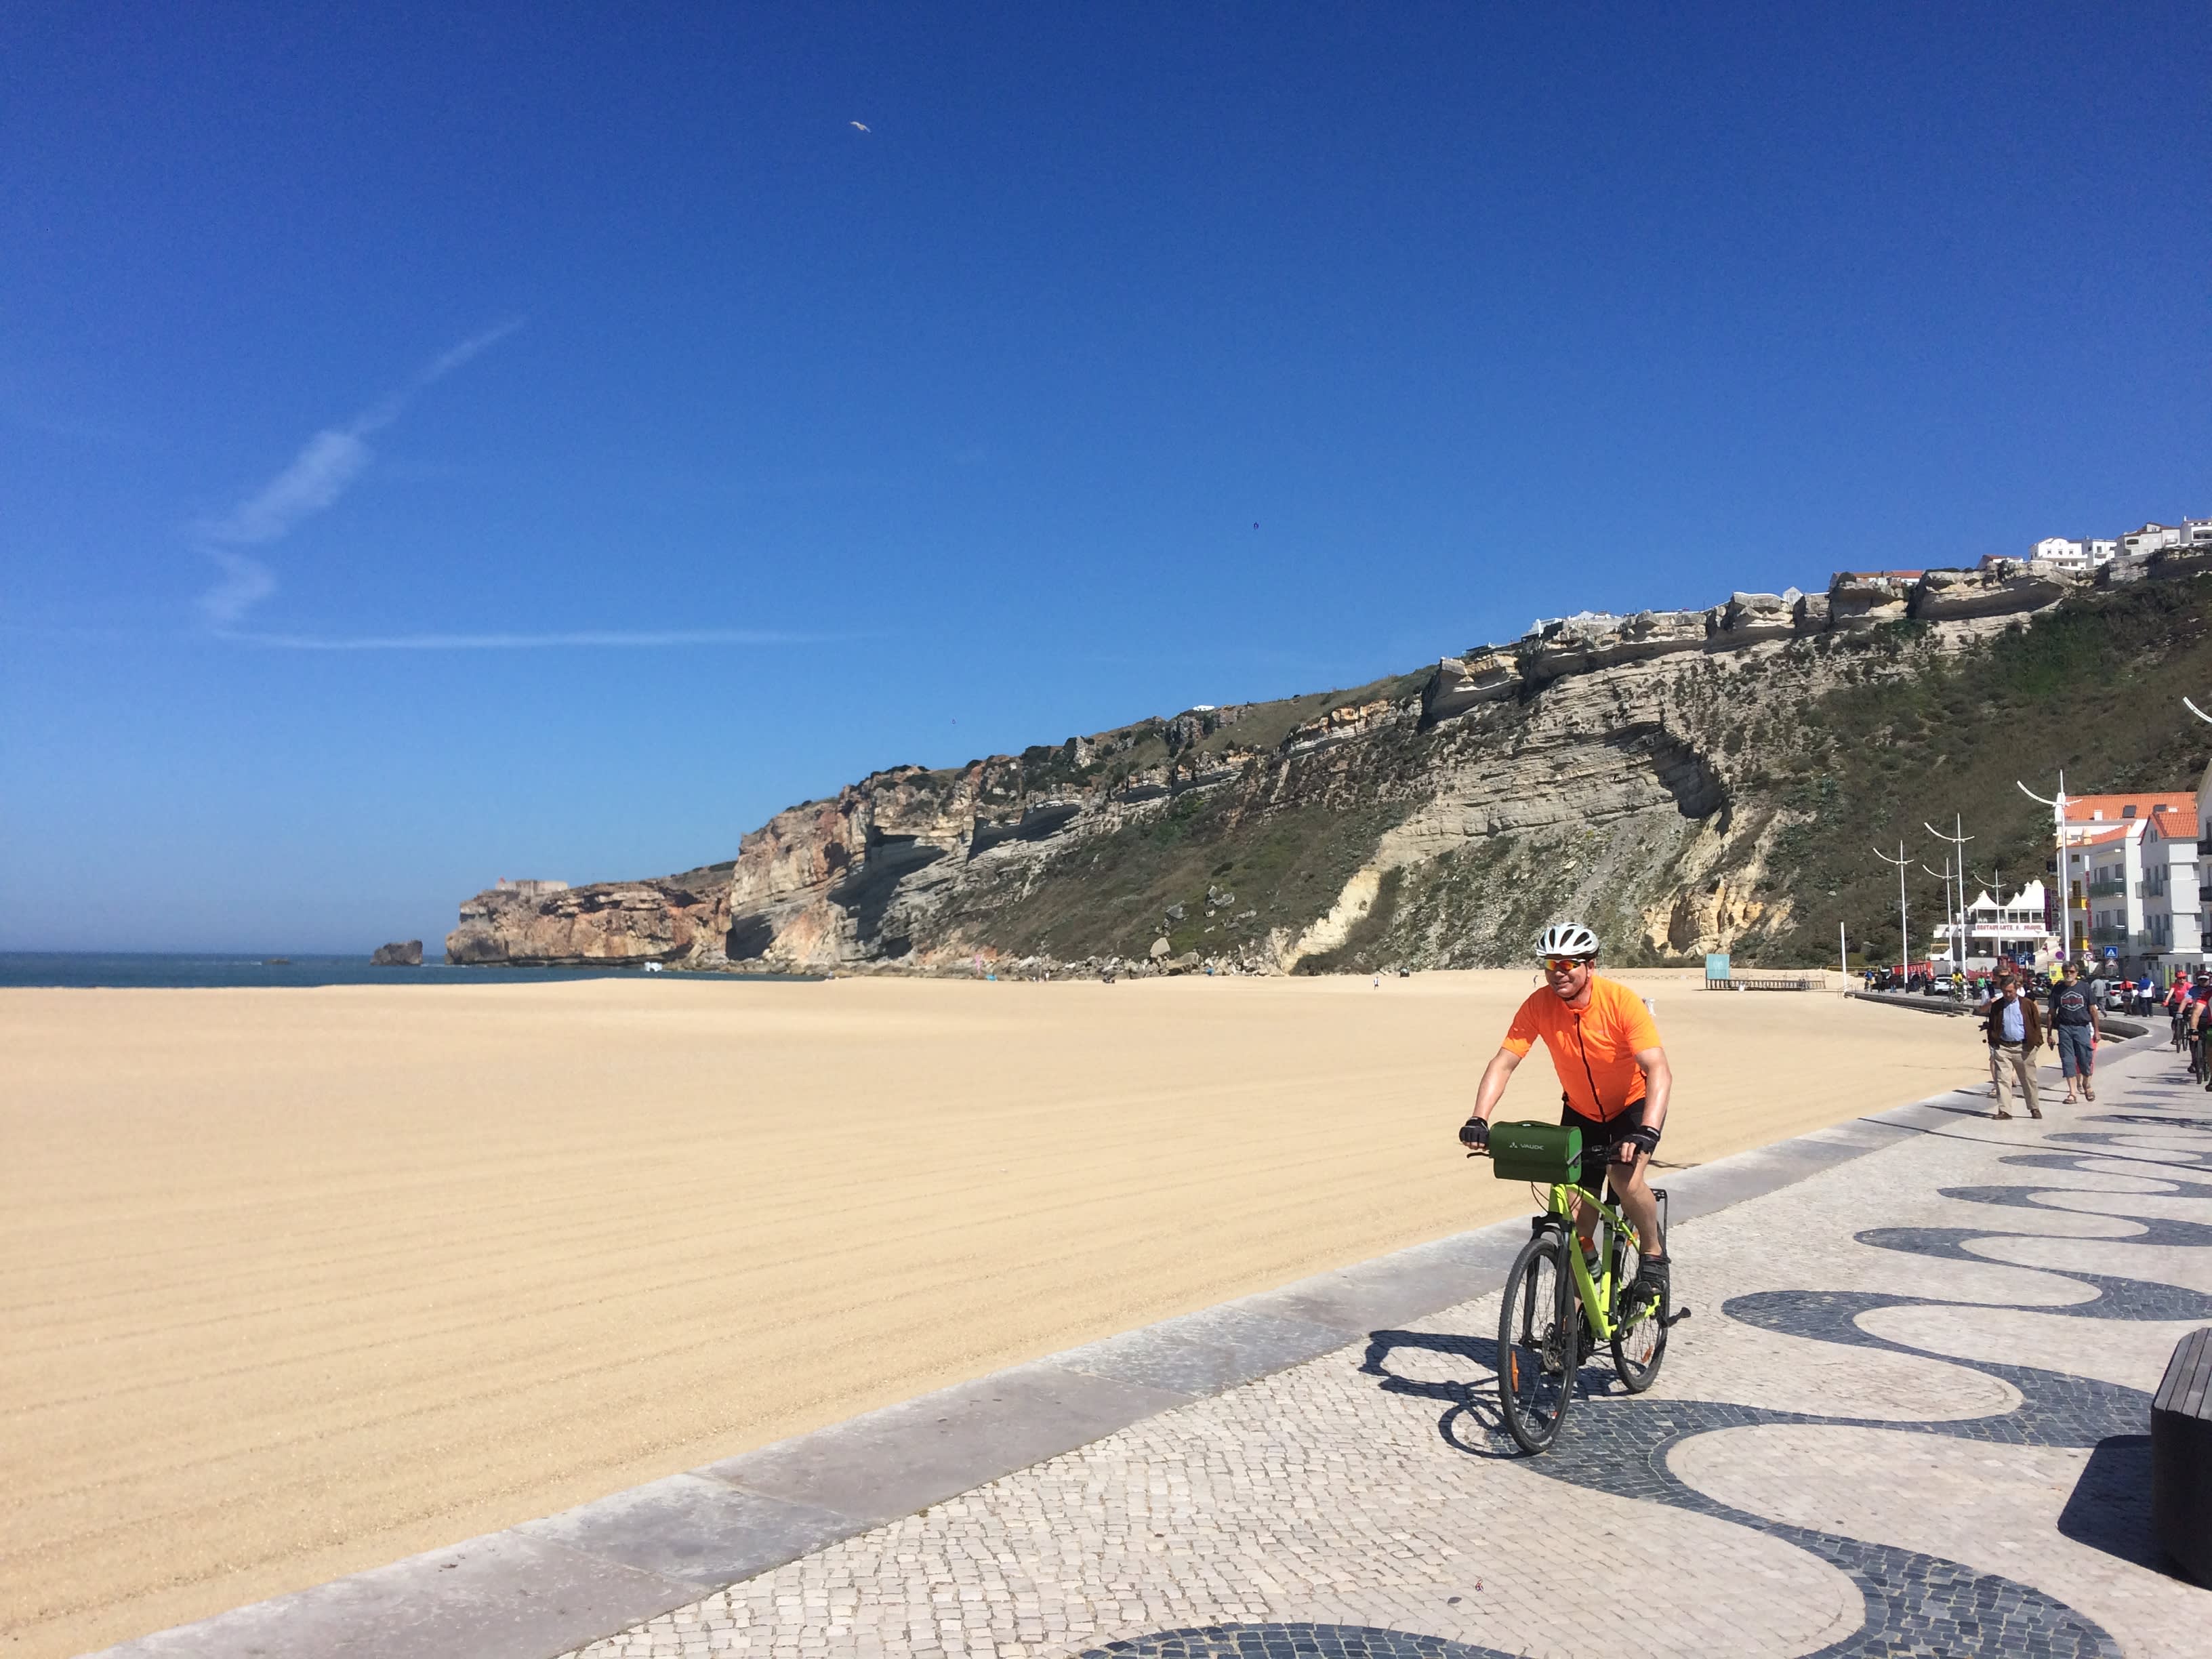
[192,320,524,626]
[218,628,843,651]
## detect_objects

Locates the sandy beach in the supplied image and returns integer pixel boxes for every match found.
[1,970,1989,1655]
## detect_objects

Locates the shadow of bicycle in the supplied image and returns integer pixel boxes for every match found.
[1360,1326,1629,1459]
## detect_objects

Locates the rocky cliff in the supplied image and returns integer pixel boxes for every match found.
[447,869,730,966]
[446,558,2212,972]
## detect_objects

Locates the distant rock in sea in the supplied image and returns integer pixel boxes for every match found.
[370,940,424,967]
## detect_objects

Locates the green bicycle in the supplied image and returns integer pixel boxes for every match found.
[1478,1120,1689,1454]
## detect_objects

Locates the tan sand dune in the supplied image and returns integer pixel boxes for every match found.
[0,970,1987,1655]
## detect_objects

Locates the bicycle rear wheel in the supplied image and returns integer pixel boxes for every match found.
[1496,1231,1574,1453]
[1610,1248,1669,1392]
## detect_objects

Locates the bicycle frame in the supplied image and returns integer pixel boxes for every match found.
[1536,1176,1637,1344]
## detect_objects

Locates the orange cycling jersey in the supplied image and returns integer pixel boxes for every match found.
[1500,975,1662,1122]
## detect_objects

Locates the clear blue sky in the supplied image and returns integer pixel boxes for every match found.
[4,4,2207,951]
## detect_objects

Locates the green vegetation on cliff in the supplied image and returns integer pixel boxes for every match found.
[1744,577,2212,965]
[943,579,2212,972]
[460,577,2212,975]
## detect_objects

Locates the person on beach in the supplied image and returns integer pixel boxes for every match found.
[1983,972,2043,1120]
[2047,964,2100,1104]
[1456,922,1672,1308]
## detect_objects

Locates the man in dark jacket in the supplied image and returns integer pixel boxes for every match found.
[2047,964,2102,1104]
[1984,972,2044,1120]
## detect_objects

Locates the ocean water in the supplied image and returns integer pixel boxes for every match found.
[0,954,810,989]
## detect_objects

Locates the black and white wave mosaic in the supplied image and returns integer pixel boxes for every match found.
[1091,1079,2211,1658]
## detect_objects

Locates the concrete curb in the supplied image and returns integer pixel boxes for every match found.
[94,1033,2167,1658]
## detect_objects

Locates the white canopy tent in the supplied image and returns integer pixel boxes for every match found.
[1933,880,2054,962]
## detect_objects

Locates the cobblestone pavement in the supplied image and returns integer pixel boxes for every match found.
[565,1043,2212,1659]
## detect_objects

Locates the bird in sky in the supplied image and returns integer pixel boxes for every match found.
[850,121,870,133]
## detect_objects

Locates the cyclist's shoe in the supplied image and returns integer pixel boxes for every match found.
[1622,1256,1670,1322]
[1574,1313,1597,1366]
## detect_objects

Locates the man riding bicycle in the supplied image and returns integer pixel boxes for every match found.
[1456,922,1672,1307]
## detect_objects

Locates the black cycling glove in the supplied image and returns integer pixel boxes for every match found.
[1458,1116,1490,1149]
[1621,1123,1661,1159]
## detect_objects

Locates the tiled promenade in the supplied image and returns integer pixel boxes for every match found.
[110,1033,2211,1657]
[569,1042,2211,1659]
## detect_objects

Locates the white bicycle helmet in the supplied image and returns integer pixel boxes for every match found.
[1535,922,1599,960]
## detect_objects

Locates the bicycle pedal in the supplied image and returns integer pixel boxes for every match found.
[1659,1307,1694,1328]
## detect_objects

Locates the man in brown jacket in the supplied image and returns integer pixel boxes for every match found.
[1983,972,2044,1120]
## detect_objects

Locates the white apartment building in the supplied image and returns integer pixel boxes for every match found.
[2121,523,2183,558]
[2056,792,2199,977]
[2143,807,2204,966]
[2024,515,2212,570]
[2028,536,2119,571]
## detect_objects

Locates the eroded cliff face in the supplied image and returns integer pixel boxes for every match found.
[446,871,730,966]
[445,557,2138,973]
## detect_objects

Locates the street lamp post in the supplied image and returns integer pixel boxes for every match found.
[1873,842,1912,977]
[1925,815,1974,968]
[1922,859,1955,968]
[2018,773,2074,966]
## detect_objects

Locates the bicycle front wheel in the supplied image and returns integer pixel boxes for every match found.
[1496,1231,1574,1453]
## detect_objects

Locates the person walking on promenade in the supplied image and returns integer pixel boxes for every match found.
[2194,978,2212,1095]
[1973,972,2016,1097]
[2047,964,2101,1105]
[1984,972,2043,1120]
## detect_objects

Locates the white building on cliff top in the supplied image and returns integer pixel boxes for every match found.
[2027,537,2118,571]
[2019,514,2210,571]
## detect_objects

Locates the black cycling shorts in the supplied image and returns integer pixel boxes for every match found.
[1561,1101,1645,1197]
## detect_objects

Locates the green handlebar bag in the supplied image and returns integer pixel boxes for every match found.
[1489,1120,1582,1184]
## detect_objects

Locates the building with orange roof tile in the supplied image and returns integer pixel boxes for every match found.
[2142,801,2205,968]
[2054,791,2202,975]
[2061,792,2194,825]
